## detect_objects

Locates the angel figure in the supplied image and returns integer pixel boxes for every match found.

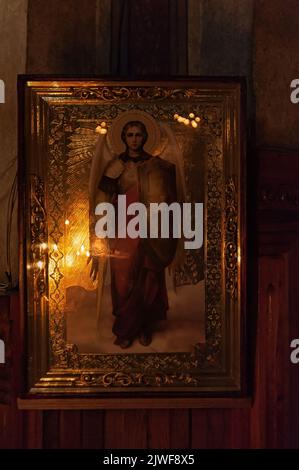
[89,110,186,349]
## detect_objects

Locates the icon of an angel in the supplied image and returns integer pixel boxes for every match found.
[89,110,186,349]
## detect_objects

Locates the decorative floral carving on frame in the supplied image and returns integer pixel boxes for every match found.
[225,178,238,299]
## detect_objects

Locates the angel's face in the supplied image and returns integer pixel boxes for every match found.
[124,126,144,154]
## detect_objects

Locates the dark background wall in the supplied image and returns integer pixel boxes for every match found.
[1,0,299,448]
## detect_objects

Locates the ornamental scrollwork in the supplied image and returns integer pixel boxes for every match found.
[225,178,238,299]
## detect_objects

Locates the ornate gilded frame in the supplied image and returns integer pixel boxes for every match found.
[19,78,247,398]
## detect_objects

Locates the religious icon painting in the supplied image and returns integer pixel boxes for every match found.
[18,78,247,403]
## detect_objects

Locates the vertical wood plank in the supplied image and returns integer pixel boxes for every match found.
[228,409,250,448]
[289,235,299,448]
[251,255,290,448]
[59,411,82,448]
[110,0,129,75]
[250,256,269,448]
[105,410,126,448]
[191,410,208,448]
[170,409,190,448]
[24,411,43,449]
[188,0,203,74]
[82,410,105,449]
[169,0,188,75]
[95,0,112,74]
[129,0,171,76]
[124,410,147,448]
[105,410,147,448]
[206,410,230,449]
[148,410,170,448]
[43,411,60,449]
[0,406,9,449]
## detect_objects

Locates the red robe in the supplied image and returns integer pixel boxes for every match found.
[110,184,168,341]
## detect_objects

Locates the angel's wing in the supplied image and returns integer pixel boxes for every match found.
[157,123,187,278]
[89,133,115,205]
[158,122,186,204]
[89,133,115,257]
[68,126,98,163]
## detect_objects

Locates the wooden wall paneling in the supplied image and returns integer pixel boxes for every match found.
[256,148,299,448]
[128,0,171,76]
[191,410,208,448]
[0,406,9,449]
[148,410,170,448]
[82,410,105,449]
[268,254,290,449]
[105,410,147,449]
[289,233,299,448]
[110,0,129,75]
[252,242,287,447]
[23,411,43,449]
[263,257,282,449]
[228,409,250,448]
[105,410,125,448]
[59,411,82,449]
[95,0,112,74]
[250,270,267,449]
[169,409,190,448]
[169,0,188,75]
[253,250,291,449]
[43,411,60,449]
[0,294,24,448]
[206,410,231,449]
[0,296,11,408]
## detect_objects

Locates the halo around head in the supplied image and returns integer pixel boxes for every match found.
[107,110,161,155]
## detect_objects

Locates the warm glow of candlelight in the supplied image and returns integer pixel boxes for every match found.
[66,255,74,267]
[65,219,70,225]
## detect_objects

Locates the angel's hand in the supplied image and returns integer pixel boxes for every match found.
[87,255,99,282]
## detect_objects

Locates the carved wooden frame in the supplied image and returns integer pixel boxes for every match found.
[19,78,247,399]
